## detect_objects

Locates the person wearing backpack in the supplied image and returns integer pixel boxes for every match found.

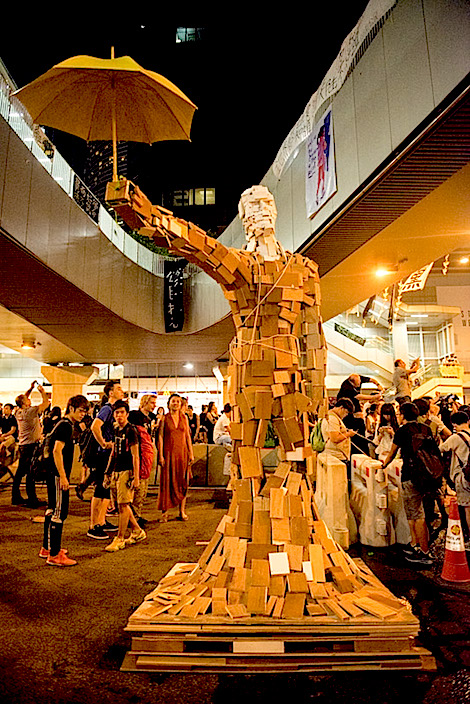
[39,395,89,566]
[439,411,470,546]
[382,402,440,567]
[128,395,157,529]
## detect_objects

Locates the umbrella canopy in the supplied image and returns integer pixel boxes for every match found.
[13,54,197,180]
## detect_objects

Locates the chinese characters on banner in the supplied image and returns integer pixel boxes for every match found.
[306,108,337,218]
[164,259,187,332]
[399,263,434,294]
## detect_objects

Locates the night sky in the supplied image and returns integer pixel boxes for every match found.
[1,9,370,215]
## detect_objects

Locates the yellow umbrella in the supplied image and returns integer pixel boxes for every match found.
[13,51,197,180]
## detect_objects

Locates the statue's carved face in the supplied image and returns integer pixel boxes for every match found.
[238,186,277,242]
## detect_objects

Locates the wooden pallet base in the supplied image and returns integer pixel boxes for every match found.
[122,562,436,674]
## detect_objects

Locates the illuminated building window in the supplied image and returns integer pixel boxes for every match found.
[176,27,205,43]
[172,187,215,207]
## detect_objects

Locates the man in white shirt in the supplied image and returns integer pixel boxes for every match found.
[214,403,231,447]
[393,358,420,405]
[321,398,356,461]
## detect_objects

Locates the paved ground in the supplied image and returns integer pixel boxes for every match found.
[0,479,469,704]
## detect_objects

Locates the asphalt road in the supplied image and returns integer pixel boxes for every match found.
[0,482,469,704]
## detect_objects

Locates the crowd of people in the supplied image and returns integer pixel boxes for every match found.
[320,361,470,568]
[3,362,469,572]
[1,380,231,566]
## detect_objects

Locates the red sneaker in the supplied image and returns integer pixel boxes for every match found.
[39,547,68,559]
[46,552,77,566]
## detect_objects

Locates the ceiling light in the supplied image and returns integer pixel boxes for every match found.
[183,363,194,370]
[459,256,469,264]
[21,342,36,350]
[411,314,428,318]
[375,268,393,277]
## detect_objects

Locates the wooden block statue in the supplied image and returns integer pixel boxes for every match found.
[106,180,423,628]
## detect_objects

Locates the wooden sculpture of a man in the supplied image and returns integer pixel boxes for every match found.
[107,180,328,483]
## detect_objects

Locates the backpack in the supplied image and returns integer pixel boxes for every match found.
[409,426,445,493]
[133,424,154,480]
[31,419,72,481]
[78,427,100,469]
[310,419,326,453]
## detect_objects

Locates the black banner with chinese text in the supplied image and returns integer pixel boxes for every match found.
[164,259,186,332]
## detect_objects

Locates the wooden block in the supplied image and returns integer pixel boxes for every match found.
[269,575,287,596]
[230,422,243,441]
[272,597,285,619]
[324,598,350,621]
[251,559,271,587]
[313,521,337,553]
[308,583,328,599]
[234,522,252,539]
[254,419,268,448]
[287,572,309,593]
[338,595,366,618]
[352,596,397,620]
[281,593,306,619]
[272,419,295,451]
[272,518,291,544]
[268,551,290,576]
[232,478,253,502]
[230,567,250,593]
[285,472,302,495]
[273,370,292,384]
[227,538,248,569]
[274,461,291,479]
[283,417,304,445]
[226,603,250,619]
[238,446,263,479]
[236,391,254,421]
[237,500,253,525]
[302,560,313,582]
[284,543,304,571]
[260,474,284,497]
[270,487,287,519]
[330,551,354,576]
[308,544,326,582]
[206,554,226,576]
[198,532,223,568]
[290,516,310,547]
[307,604,328,617]
[280,394,297,418]
[271,384,286,398]
[246,586,267,615]
[246,543,278,565]
[252,510,271,544]
[254,390,272,419]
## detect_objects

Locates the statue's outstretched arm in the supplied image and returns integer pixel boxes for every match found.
[106,178,250,288]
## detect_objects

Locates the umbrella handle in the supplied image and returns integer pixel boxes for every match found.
[111,46,118,182]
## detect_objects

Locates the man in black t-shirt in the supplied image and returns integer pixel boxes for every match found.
[40,395,89,567]
[338,374,383,454]
[104,400,146,552]
[0,404,18,462]
[382,402,436,568]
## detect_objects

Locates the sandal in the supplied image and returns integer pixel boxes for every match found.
[178,513,189,521]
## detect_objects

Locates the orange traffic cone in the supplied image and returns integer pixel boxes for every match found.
[440,497,470,583]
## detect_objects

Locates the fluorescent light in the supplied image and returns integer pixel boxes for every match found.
[183,363,194,370]
[375,268,392,277]
[459,256,469,264]
[411,314,428,318]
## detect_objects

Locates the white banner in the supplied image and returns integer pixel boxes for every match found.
[272,0,397,179]
[306,108,337,217]
[399,263,434,294]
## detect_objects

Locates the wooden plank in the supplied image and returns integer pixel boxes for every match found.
[246,587,268,615]
[281,593,306,619]
[284,544,304,572]
[238,446,263,479]
[270,487,287,519]
[272,518,291,544]
[268,552,290,576]
[308,544,326,582]
[251,559,271,588]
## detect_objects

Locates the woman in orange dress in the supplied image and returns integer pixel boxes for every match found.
[158,394,193,522]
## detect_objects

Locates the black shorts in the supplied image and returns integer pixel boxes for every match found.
[93,450,111,500]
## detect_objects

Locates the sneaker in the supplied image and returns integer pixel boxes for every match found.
[46,552,77,566]
[124,529,147,545]
[401,543,418,557]
[75,485,85,501]
[103,520,118,532]
[105,537,126,552]
[39,547,68,558]
[87,525,109,540]
[404,546,433,568]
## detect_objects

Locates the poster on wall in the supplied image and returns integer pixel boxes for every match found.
[306,107,337,218]
[164,259,186,332]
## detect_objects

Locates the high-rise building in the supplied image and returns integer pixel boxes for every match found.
[84,140,128,202]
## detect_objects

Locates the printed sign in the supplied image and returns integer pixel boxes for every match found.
[164,259,186,332]
[445,519,464,552]
[306,108,337,217]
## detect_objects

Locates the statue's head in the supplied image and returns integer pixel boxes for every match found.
[238,185,277,242]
